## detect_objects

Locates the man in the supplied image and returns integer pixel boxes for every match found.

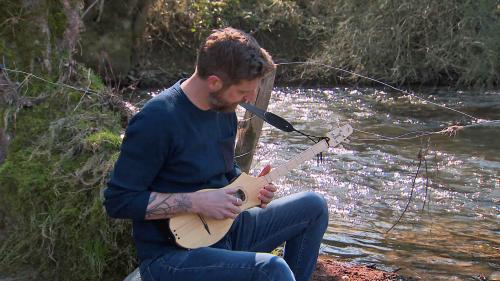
[104,27,328,281]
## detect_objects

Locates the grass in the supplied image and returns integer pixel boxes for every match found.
[143,0,499,87]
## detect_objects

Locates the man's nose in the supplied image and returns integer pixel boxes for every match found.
[244,89,258,104]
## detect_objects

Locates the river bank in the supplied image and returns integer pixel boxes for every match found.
[313,255,406,281]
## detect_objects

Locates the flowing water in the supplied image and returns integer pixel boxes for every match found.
[242,87,499,280]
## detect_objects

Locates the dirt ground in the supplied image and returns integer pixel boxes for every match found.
[312,255,407,281]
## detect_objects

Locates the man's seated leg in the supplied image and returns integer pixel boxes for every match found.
[228,191,329,281]
[139,246,295,281]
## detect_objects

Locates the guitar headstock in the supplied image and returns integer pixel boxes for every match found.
[325,124,353,148]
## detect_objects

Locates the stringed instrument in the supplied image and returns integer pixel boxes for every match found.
[169,124,353,249]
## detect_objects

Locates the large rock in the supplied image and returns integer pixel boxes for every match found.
[78,0,152,82]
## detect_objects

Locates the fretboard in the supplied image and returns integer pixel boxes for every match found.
[261,140,329,184]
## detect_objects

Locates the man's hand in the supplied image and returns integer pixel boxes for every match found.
[192,188,243,220]
[257,164,276,208]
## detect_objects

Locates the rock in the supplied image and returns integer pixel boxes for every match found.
[123,267,141,281]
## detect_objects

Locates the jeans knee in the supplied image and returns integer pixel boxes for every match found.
[301,192,328,218]
[256,254,295,281]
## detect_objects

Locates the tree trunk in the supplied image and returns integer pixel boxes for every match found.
[235,71,276,173]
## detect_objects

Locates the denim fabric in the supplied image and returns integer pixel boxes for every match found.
[140,191,328,281]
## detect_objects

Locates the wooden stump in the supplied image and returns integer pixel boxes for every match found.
[235,70,276,172]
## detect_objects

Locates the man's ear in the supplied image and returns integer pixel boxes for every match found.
[206,75,223,92]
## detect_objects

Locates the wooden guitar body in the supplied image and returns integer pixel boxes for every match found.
[169,172,265,249]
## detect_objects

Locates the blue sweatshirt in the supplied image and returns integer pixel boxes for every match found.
[104,80,241,261]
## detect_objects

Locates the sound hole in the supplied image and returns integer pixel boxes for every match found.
[234,188,246,202]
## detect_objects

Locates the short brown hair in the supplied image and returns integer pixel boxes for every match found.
[196,27,275,85]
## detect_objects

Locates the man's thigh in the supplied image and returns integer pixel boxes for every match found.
[228,192,325,252]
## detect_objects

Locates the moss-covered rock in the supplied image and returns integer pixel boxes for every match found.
[78,0,152,82]
[0,0,68,75]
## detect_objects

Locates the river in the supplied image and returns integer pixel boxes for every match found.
[242,87,499,280]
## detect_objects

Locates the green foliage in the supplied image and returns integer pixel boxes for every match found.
[0,67,135,280]
[144,0,499,87]
[85,130,122,152]
[0,0,67,75]
[46,0,67,42]
[280,0,500,87]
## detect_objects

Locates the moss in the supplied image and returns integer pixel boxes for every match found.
[0,0,69,76]
[85,130,122,152]
[76,65,106,92]
[0,113,134,280]
[47,0,67,43]
[0,63,136,280]
[0,39,13,63]
[0,0,136,277]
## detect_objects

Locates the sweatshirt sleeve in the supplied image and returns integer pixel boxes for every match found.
[103,103,170,220]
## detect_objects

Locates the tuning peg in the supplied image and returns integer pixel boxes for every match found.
[316,153,322,165]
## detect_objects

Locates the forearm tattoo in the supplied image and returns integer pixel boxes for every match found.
[145,192,193,220]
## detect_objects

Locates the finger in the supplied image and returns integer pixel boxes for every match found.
[231,197,243,206]
[259,189,274,199]
[260,203,268,209]
[228,205,241,215]
[258,195,273,204]
[263,184,277,192]
[258,164,272,177]
[224,187,239,195]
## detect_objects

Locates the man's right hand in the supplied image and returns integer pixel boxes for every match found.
[192,188,243,220]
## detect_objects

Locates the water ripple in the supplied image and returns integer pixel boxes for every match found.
[246,87,500,280]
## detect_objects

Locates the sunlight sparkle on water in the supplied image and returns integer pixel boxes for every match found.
[243,87,500,280]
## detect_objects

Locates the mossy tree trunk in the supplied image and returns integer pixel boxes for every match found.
[0,0,84,162]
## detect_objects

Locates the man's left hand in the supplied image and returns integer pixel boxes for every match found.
[257,164,276,208]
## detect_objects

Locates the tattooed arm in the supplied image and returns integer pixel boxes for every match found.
[145,192,193,220]
[145,188,244,220]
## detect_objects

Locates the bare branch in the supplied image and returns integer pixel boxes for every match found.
[386,148,423,233]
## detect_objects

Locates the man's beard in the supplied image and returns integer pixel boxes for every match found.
[208,90,239,112]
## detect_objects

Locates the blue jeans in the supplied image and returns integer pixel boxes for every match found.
[140,191,329,281]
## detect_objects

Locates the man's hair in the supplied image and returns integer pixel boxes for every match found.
[196,27,275,85]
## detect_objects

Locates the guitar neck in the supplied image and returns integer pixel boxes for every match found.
[261,139,329,184]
